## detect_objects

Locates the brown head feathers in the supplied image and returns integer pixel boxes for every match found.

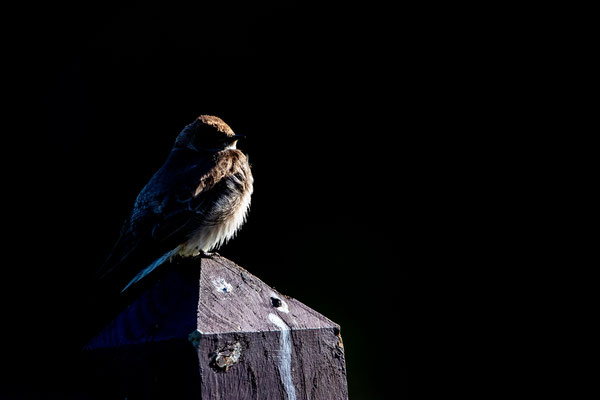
[175,115,240,151]
[196,115,236,137]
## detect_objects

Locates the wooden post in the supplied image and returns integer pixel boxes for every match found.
[83,255,348,399]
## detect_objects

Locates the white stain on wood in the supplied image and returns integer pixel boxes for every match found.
[268,313,296,400]
[270,292,289,313]
[212,277,233,293]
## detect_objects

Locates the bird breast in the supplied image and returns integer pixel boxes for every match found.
[176,150,253,255]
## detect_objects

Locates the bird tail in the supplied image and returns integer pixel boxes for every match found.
[120,248,178,293]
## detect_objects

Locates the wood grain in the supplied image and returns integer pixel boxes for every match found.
[84,255,348,399]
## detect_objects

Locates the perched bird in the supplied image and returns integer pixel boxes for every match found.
[96,115,253,294]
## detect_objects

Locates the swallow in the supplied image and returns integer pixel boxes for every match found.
[96,115,253,294]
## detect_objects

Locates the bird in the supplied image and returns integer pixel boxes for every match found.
[95,115,254,295]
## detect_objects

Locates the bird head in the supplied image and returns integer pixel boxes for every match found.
[175,115,244,152]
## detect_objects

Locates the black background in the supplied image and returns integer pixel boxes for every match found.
[2,1,403,398]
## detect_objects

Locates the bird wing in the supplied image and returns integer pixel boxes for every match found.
[94,209,159,282]
[94,151,232,292]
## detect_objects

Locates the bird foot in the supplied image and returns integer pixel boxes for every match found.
[199,250,219,259]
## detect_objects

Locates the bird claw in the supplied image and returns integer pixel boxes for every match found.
[199,250,219,259]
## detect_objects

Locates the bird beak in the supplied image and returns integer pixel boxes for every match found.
[231,134,244,149]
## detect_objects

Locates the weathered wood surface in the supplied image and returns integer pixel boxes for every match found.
[83,255,348,399]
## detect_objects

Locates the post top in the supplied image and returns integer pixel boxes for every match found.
[85,255,338,350]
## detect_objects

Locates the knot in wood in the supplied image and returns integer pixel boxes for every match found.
[209,342,242,371]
